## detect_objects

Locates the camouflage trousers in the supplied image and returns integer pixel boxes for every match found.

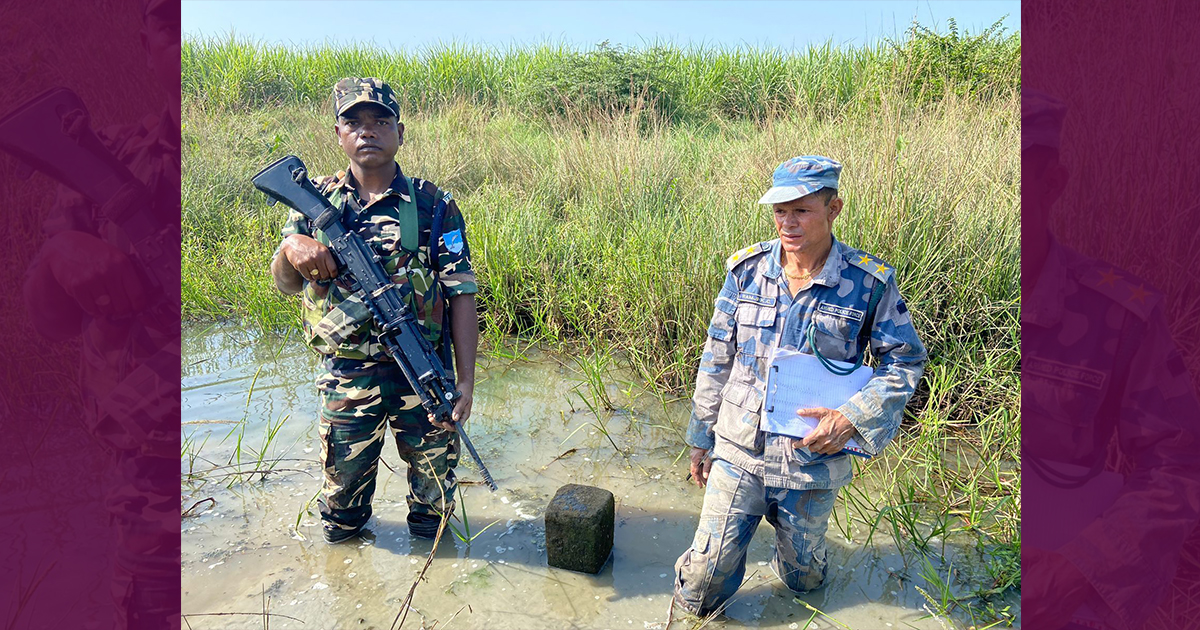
[316,360,459,535]
[674,458,838,615]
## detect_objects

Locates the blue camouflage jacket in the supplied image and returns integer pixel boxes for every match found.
[685,237,927,489]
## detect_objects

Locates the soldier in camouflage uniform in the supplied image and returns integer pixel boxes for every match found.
[673,156,927,615]
[1022,91,1200,630]
[270,78,480,543]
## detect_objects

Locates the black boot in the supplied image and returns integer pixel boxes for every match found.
[407,512,442,539]
[323,520,366,544]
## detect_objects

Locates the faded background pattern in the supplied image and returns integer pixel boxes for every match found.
[1023,1,1200,629]
[0,0,181,628]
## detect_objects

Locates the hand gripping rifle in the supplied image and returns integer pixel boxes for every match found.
[252,155,497,491]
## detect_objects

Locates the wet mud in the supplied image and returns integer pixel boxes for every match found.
[182,323,1012,629]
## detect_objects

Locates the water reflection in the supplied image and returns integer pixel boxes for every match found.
[182,322,1010,629]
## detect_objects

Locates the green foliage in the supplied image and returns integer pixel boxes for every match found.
[515,41,682,119]
[888,18,1021,104]
[182,23,1019,122]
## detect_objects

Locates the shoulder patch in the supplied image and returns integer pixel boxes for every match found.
[1077,265,1159,321]
[845,249,894,282]
[725,242,770,271]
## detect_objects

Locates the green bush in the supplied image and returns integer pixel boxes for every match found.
[889,18,1021,103]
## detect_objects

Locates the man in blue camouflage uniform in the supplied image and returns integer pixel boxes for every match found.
[1022,91,1200,630]
[270,78,480,543]
[673,156,927,615]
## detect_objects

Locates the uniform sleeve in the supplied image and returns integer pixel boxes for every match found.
[434,194,478,297]
[279,205,312,239]
[1057,305,1200,629]
[273,208,311,263]
[836,277,927,456]
[685,272,740,450]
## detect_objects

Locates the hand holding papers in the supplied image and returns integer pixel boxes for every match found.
[763,348,874,457]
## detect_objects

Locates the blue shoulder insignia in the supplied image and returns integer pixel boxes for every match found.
[725,242,770,271]
[1077,265,1159,321]
[845,248,894,283]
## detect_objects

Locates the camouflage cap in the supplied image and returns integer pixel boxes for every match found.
[1023,89,1066,151]
[332,77,401,120]
[758,156,842,204]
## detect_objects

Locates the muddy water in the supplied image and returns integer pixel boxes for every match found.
[182,323,1006,629]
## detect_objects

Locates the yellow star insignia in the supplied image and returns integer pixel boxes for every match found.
[857,255,872,266]
[1129,284,1150,304]
[875,263,890,275]
[1097,269,1119,287]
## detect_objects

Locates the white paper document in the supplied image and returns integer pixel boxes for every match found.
[763,348,874,457]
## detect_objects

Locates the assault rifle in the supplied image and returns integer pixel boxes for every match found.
[252,155,497,492]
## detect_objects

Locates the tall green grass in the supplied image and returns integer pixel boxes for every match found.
[183,20,1018,122]
[184,93,1018,398]
[183,27,1020,627]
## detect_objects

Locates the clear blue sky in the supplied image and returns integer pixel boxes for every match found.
[182,1,1019,50]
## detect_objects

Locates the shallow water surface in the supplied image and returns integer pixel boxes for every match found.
[182,323,1004,629]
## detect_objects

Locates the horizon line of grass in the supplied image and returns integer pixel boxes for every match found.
[183,18,1018,123]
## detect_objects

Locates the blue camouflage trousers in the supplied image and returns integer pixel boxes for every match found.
[674,458,839,615]
[316,361,459,535]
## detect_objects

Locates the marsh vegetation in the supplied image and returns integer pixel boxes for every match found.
[182,22,1019,628]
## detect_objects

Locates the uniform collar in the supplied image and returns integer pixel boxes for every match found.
[766,236,844,288]
[329,162,411,203]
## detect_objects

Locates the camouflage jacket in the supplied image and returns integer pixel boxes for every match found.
[685,237,927,490]
[278,164,477,362]
[1024,238,1200,630]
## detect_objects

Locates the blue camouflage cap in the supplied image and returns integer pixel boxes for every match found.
[758,156,842,204]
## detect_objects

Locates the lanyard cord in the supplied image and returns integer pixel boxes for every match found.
[807,279,888,376]
[807,324,865,375]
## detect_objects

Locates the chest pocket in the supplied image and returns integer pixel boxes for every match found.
[810,302,866,362]
[734,292,777,357]
[343,209,406,273]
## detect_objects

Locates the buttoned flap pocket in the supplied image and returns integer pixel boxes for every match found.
[1026,380,1101,429]
[717,382,762,449]
[719,380,764,413]
[1025,357,1108,429]
[812,301,865,340]
[358,212,422,275]
[734,292,777,327]
[312,290,373,347]
[360,210,402,253]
